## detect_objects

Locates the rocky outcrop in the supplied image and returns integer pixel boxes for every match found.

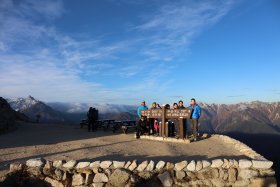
[0,97,28,133]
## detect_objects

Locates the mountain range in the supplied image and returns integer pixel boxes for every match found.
[3,96,280,134]
[6,96,138,124]
[199,102,280,134]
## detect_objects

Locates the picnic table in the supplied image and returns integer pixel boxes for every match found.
[80,119,136,133]
[80,119,88,128]
[112,120,136,133]
[100,119,115,131]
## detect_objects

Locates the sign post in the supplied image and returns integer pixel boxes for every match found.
[141,106,191,139]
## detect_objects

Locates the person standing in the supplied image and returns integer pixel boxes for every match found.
[172,103,179,137]
[149,102,160,135]
[87,107,93,132]
[178,100,187,138]
[178,100,185,109]
[188,98,201,141]
[137,101,148,118]
[92,108,98,131]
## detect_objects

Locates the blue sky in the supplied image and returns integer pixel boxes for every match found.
[0,0,279,105]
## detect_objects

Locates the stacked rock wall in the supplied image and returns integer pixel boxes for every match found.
[1,135,277,187]
[4,157,276,187]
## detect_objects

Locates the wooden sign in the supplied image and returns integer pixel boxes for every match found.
[141,109,190,119]
[140,107,191,139]
[141,109,162,118]
[166,109,191,118]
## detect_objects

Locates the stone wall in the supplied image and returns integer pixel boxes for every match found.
[3,157,276,187]
[1,135,277,187]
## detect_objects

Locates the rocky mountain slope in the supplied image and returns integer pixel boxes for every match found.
[7,96,64,123]
[0,97,28,133]
[199,101,280,134]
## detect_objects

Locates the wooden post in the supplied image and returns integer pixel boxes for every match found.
[160,105,166,137]
[141,107,190,139]
[179,117,184,139]
[165,113,169,137]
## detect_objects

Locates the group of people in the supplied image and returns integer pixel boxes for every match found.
[136,98,201,141]
[87,107,99,132]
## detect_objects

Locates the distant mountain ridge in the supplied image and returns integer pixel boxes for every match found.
[5,96,280,134]
[199,101,280,134]
[7,96,64,123]
[6,96,138,124]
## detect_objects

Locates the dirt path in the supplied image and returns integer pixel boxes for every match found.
[0,122,248,176]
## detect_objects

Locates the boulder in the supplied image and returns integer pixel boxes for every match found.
[228,168,237,182]
[156,161,166,170]
[186,171,196,179]
[137,160,148,172]
[211,159,223,168]
[100,161,112,169]
[138,171,153,180]
[158,171,173,187]
[63,160,77,169]
[176,171,186,180]
[54,169,63,181]
[10,163,23,172]
[196,161,203,171]
[72,173,85,186]
[146,160,155,171]
[124,161,131,168]
[53,160,63,168]
[186,160,196,171]
[93,173,108,183]
[238,169,259,179]
[252,160,273,169]
[222,159,229,168]
[239,159,252,169]
[166,162,175,170]
[109,168,131,187]
[174,161,188,171]
[45,177,64,187]
[90,161,100,168]
[128,160,137,171]
[202,160,211,168]
[76,162,90,169]
[113,161,125,169]
[26,158,45,168]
